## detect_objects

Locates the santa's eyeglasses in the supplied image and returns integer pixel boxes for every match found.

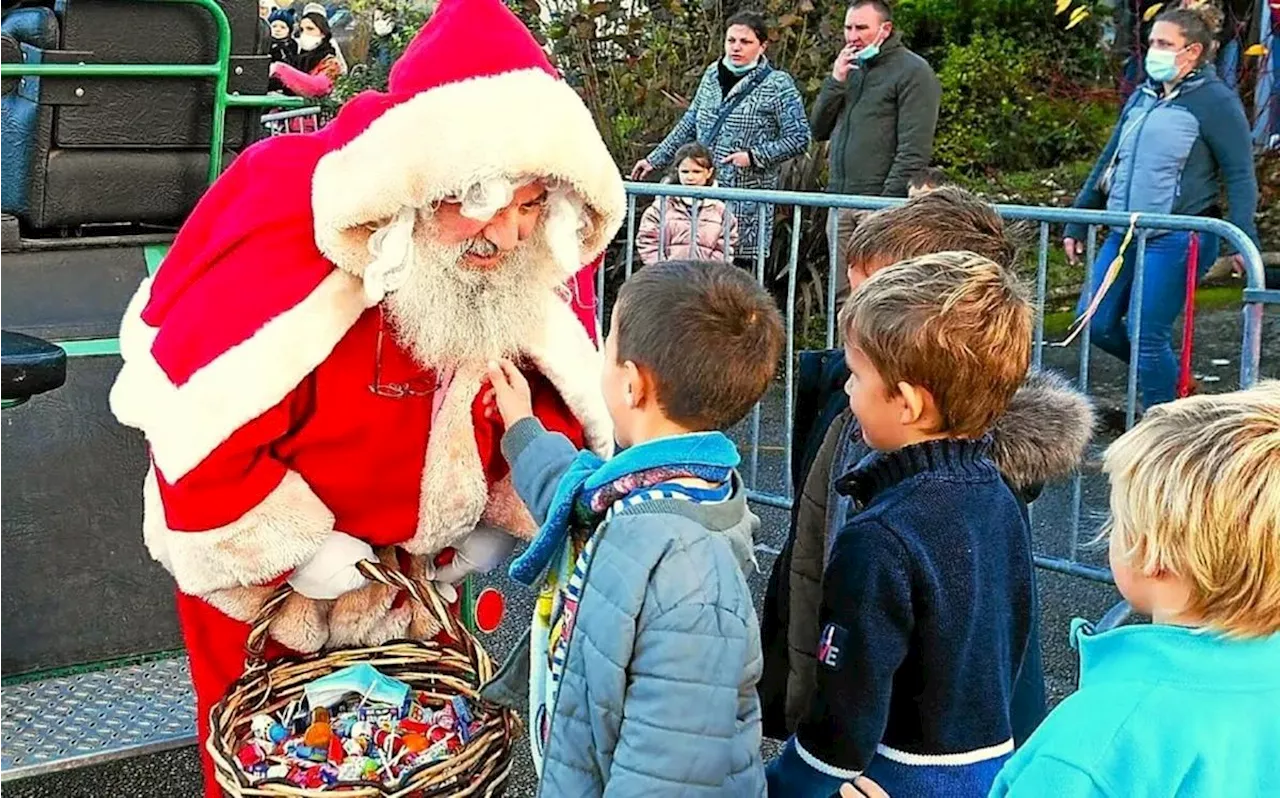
[369,308,440,398]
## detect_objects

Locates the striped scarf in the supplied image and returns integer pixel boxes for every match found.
[528,466,733,773]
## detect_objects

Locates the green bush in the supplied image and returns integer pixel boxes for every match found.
[892,0,1111,68]
[325,0,434,111]
[933,31,1117,175]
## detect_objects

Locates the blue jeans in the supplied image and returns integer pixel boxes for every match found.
[1077,230,1219,408]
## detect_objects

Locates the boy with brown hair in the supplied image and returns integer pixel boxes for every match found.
[759,188,1094,744]
[767,252,1039,797]
[907,166,950,198]
[993,382,1280,796]
[483,260,783,796]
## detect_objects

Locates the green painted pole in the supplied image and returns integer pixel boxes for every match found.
[56,339,122,358]
[143,243,169,277]
[226,94,308,108]
[460,577,476,633]
[177,0,233,181]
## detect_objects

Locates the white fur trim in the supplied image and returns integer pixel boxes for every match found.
[311,69,625,281]
[528,293,614,459]
[403,363,490,555]
[110,271,372,482]
[142,467,334,596]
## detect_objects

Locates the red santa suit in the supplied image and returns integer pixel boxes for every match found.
[107,1,623,794]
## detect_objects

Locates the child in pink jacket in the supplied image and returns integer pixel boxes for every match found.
[637,143,738,265]
[268,11,345,100]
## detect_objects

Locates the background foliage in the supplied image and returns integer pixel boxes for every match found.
[327,0,1271,316]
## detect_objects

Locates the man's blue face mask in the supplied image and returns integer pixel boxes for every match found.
[855,24,890,63]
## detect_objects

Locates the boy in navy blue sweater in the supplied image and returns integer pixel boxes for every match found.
[767,251,1035,798]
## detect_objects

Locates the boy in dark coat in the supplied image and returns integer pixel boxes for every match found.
[769,251,1041,796]
[758,188,1094,746]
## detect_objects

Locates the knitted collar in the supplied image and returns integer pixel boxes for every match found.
[835,437,996,507]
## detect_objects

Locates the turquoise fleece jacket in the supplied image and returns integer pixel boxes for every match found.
[990,621,1280,797]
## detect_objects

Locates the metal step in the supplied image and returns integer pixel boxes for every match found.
[1,656,195,781]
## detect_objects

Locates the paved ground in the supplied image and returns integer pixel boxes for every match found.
[0,420,1120,798]
[6,304,1275,798]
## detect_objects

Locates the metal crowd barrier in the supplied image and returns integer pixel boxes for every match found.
[611,182,1274,586]
[261,105,324,135]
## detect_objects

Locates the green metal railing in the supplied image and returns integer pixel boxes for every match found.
[0,0,305,182]
[1,0,301,358]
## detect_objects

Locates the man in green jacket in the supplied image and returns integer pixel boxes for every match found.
[812,0,940,302]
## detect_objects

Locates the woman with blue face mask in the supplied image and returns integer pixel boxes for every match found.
[1062,2,1257,412]
[630,10,812,269]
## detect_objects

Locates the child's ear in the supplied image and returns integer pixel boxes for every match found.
[628,361,660,410]
[621,360,644,409]
[895,382,937,429]
[895,382,923,426]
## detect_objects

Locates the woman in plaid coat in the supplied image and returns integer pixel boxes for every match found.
[632,10,811,264]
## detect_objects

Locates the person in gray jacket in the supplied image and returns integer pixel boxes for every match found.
[481,261,784,796]
[812,0,941,302]
[631,11,811,266]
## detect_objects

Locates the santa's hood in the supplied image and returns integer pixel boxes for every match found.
[311,0,624,281]
[110,0,622,484]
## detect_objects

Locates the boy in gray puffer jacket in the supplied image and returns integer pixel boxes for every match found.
[482,260,784,797]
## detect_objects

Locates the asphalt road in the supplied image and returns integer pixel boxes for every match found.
[7,305,1274,798]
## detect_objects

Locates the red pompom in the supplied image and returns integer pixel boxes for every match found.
[474,587,505,633]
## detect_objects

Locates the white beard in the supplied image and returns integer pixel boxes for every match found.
[383,221,565,370]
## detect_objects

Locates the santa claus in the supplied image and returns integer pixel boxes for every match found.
[108,1,623,793]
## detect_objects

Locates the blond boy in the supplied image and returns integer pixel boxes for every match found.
[991,382,1280,797]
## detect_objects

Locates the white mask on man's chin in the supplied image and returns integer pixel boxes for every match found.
[373,15,394,36]
[297,33,323,51]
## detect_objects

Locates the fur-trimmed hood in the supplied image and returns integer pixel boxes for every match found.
[991,369,1096,490]
[109,0,625,484]
[311,0,624,282]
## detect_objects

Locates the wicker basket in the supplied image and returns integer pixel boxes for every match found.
[208,560,519,797]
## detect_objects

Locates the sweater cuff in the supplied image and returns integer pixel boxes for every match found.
[766,737,854,796]
[501,416,549,466]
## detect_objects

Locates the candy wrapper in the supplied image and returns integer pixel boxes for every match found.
[234,666,482,789]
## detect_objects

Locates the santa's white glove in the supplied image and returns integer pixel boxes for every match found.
[426,528,519,603]
[288,531,375,600]
[435,528,519,584]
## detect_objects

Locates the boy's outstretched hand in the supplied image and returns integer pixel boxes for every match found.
[485,359,534,427]
[841,777,890,798]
